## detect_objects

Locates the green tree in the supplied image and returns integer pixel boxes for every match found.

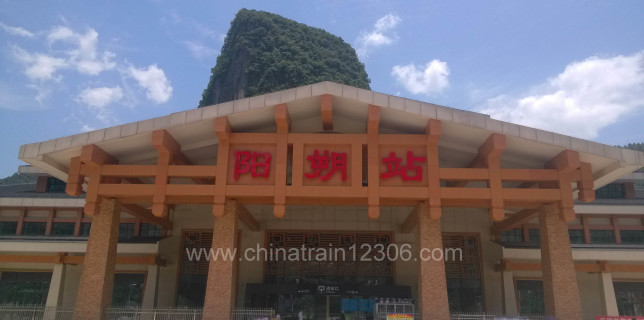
[199,9,370,107]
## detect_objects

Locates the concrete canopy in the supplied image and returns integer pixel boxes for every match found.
[18,81,644,190]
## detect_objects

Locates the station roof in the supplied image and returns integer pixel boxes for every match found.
[18,81,644,190]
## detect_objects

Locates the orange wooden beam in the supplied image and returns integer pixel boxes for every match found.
[577,161,595,202]
[400,207,418,233]
[490,208,538,234]
[66,156,84,196]
[321,94,333,130]
[237,203,260,232]
[121,203,171,229]
[274,104,289,218]
[152,130,211,185]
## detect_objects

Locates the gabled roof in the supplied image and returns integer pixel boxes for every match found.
[18,81,644,189]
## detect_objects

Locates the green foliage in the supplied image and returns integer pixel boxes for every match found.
[199,9,370,107]
[0,173,36,185]
[622,143,644,152]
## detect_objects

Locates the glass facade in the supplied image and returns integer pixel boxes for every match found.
[568,229,585,244]
[140,223,162,238]
[22,222,46,236]
[590,230,615,244]
[118,223,136,241]
[516,279,545,315]
[52,222,75,236]
[501,229,523,243]
[79,222,91,237]
[0,271,52,306]
[595,183,625,199]
[615,281,644,316]
[528,229,540,244]
[621,230,644,244]
[46,177,66,193]
[112,273,145,307]
[0,221,17,235]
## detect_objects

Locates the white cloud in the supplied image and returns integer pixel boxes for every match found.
[391,59,450,95]
[80,124,96,132]
[11,46,67,81]
[76,86,124,122]
[480,52,644,139]
[127,65,173,104]
[184,41,219,60]
[0,22,35,37]
[355,14,401,58]
[47,26,116,76]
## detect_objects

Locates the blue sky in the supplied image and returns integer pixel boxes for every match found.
[0,0,643,177]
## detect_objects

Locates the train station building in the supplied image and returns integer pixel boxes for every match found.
[2,81,644,319]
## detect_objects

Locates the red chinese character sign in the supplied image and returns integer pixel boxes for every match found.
[379,146,428,186]
[227,145,276,185]
[303,145,352,186]
[233,151,271,180]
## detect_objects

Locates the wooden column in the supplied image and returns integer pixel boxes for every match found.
[73,197,121,320]
[203,199,239,320]
[539,204,582,320]
[417,202,450,320]
[425,119,442,219]
[274,104,289,218]
[367,105,380,219]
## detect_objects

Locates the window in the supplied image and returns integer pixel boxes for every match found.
[621,230,644,245]
[79,222,91,237]
[140,223,162,238]
[590,230,615,244]
[112,273,145,307]
[614,281,644,316]
[0,271,52,306]
[501,229,523,243]
[444,233,484,313]
[596,184,625,199]
[118,223,136,241]
[177,231,213,307]
[568,229,585,244]
[516,279,545,315]
[0,222,17,235]
[46,177,66,193]
[51,222,75,236]
[22,222,46,236]
[528,229,540,244]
